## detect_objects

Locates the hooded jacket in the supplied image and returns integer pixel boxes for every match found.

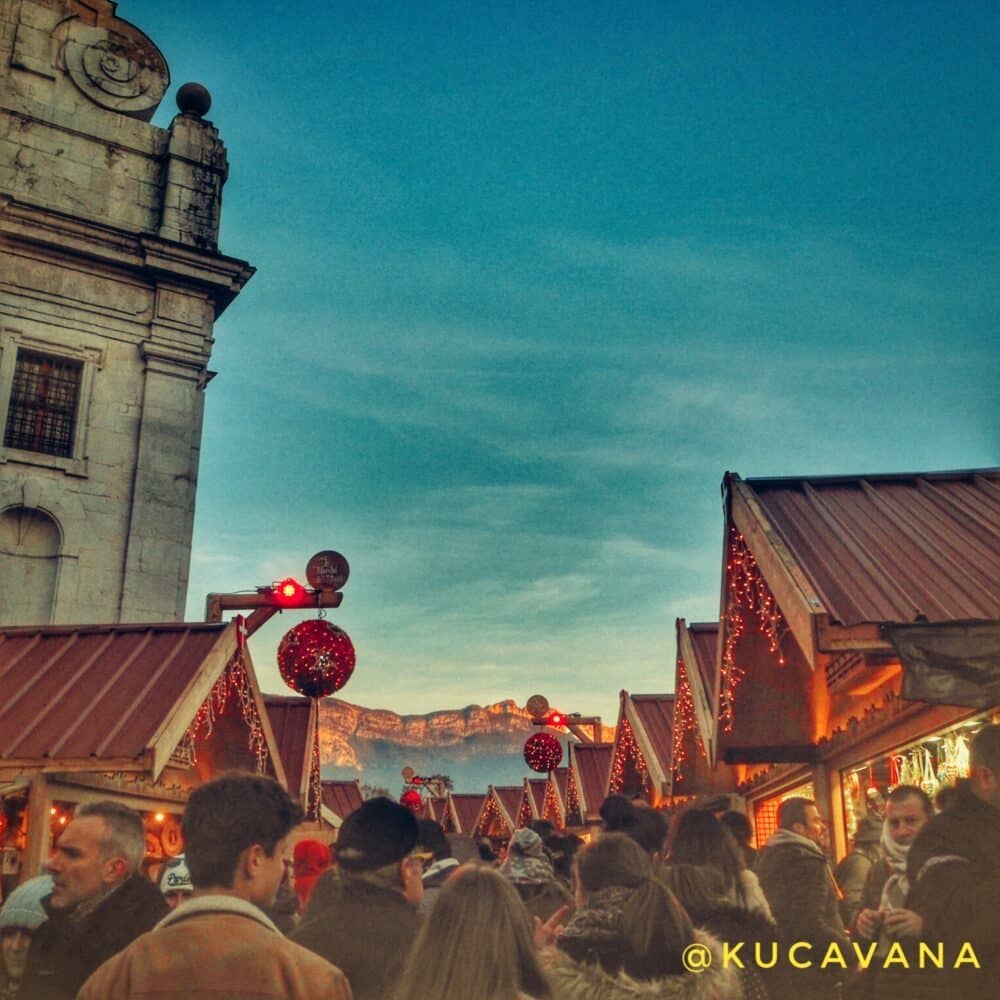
[76,895,351,1000]
[545,928,740,1000]
[17,871,168,1000]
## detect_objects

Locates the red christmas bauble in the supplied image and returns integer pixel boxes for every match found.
[524,732,562,772]
[400,789,422,812]
[277,619,356,698]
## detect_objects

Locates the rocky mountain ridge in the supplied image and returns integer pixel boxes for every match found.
[317,697,614,793]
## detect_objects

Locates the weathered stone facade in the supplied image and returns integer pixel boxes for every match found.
[0,0,254,624]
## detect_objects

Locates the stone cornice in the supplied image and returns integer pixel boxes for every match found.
[0,195,254,314]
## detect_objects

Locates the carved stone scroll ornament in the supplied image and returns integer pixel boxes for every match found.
[60,18,169,120]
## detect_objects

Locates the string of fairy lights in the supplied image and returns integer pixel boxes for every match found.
[183,652,269,773]
[719,527,790,733]
[609,716,649,795]
[671,658,705,780]
[308,726,322,820]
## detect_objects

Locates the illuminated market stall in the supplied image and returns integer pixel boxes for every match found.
[713,469,999,857]
[608,690,674,806]
[0,620,286,893]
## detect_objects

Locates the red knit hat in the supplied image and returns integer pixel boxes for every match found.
[293,839,332,905]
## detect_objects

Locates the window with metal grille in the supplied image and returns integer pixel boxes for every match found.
[3,350,82,458]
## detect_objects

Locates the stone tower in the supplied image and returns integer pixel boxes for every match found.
[0,0,254,624]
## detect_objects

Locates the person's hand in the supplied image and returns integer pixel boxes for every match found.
[855,908,882,939]
[883,908,923,939]
[534,905,570,949]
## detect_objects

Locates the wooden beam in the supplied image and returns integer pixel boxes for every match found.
[729,479,827,669]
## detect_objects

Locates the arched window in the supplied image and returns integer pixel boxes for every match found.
[0,506,61,625]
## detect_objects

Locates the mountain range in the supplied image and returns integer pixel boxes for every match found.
[318,697,614,795]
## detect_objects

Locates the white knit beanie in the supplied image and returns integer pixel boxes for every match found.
[0,875,53,931]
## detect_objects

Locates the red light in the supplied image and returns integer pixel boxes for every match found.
[547,711,564,727]
[270,577,308,608]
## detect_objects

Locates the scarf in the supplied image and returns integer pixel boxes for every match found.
[878,822,910,910]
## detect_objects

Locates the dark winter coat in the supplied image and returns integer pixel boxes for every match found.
[755,831,851,1000]
[834,840,882,930]
[292,875,420,1000]
[16,872,168,1000]
[870,782,1000,1000]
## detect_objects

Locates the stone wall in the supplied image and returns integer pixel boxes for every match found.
[0,0,254,625]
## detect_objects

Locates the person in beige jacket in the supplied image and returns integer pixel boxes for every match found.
[78,774,351,1000]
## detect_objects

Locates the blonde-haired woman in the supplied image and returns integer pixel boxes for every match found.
[393,864,553,1000]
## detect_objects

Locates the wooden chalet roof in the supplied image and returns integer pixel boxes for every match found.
[733,469,1000,628]
[630,695,674,776]
[320,780,363,823]
[494,785,524,827]
[263,695,315,800]
[450,793,486,834]
[570,743,613,818]
[0,621,283,782]
[528,778,548,812]
[687,623,719,700]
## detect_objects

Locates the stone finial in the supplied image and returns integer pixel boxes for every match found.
[176,83,212,119]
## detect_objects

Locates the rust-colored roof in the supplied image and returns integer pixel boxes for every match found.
[426,797,448,823]
[740,469,1000,626]
[553,766,570,803]
[630,695,674,774]
[528,778,548,812]
[320,780,363,820]
[687,623,719,700]
[450,793,486,834]
[263,695,312,799]
[0,622,231,768]
[494,786,523,826]
[572,743,613,817]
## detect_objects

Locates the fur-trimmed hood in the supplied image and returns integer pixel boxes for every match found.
[545,929,740,1000]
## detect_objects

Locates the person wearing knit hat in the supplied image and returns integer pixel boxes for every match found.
[159,855,194,910]
[500,828,573,925]
[293,797,423,1000]
[0,875,53,1000]
[291,839,331,907]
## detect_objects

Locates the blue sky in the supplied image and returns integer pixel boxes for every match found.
[128,1,997,723]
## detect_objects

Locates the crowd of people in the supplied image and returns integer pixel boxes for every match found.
[0,724,996,1000]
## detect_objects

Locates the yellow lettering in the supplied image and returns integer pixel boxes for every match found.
[754,942,778,969]
[852,941,878,969]
[723,942,745,969]
[789,942,813,969]
[820,943,848,969]
[918,942,944,969]
[954,943,981,969]
[883,942,909,968]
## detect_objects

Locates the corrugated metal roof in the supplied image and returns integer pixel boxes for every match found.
[0,622,229,764]
[743,469,1000,626]
[263,695,312,799]
[630,695,674,775]
[688,623,719,700]
[450,793,486,834]
[494,786,523,826]
[572,743,612,817]
[320,780,363,820]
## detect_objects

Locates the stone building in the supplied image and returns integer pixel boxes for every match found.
[0,0,253,624]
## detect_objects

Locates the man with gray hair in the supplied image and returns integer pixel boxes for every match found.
[17,800,167,1000]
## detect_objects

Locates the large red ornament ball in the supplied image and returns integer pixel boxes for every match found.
[400,789,422,812]
[277,619,355,698]
[524,732,563,772]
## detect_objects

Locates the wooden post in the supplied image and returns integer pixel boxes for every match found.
[23,773,50,880]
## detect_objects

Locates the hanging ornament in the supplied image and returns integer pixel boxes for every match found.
[277,619,356,698]
[400,789,422,812]
[524,732,563,773]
